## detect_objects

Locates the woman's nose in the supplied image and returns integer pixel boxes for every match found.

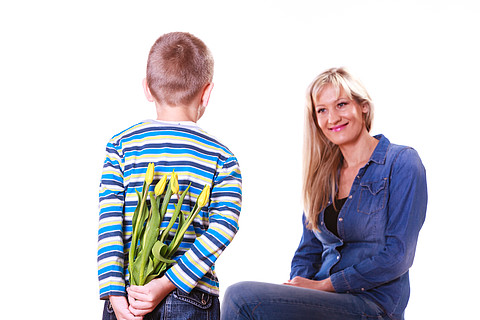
[328,109,341,124]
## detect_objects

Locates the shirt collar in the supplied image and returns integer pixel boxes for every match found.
[369,134,390,165]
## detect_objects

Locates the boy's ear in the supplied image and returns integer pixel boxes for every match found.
[142,78,155,102]
[201,83,214,107]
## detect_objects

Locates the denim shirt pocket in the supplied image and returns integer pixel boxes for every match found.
[357,178,388,214]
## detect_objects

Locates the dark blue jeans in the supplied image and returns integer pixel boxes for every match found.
[103,288,220,320]
[221,281,391,320]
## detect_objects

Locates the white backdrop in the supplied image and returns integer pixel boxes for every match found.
[1,1,478,319]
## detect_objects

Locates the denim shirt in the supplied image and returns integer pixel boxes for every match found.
[290,135,427,320]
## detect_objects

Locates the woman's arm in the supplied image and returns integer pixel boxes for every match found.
[290,214,325,279]
[330,148,427,293]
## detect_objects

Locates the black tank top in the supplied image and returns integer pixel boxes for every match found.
[324,197,347,238]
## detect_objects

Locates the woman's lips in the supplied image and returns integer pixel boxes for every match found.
[329,123,348,132]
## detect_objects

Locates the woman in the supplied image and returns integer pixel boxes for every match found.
[221,68,427,320]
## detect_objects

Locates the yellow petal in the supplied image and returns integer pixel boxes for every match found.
[197,184,210,208]
[154,174,167,196]
[171,170,179,194]
[145,163,155,186]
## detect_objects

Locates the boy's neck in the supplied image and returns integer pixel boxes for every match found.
[155,103,203,123]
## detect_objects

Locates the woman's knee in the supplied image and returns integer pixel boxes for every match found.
[221,281,265,319]
[224,281,259,304]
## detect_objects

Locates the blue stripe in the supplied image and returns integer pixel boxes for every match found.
[124,161,216,175]
[124,143,222,158]
[120,125,225,149]
[98,231,122,241]
[210,218,239,232]
[98,270,123,281]
[101,179,124,188]
[97,251,124,262]
[204,231,228,249]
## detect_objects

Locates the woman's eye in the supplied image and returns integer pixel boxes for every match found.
[337,102,347,108]
[316,108,326,114]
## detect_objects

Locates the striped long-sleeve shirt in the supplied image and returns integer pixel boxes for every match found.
[97,119,242,299]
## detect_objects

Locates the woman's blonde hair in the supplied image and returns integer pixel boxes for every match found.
[302,67,374,230]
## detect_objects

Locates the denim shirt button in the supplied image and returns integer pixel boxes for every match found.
[336,255,340,260]
[348,195,352,199]
[361,288,365,291]
[338,218,343,222]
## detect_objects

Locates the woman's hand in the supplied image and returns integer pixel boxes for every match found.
[283,276,335,292]
[109,295,143,320]
[127,276,176,317]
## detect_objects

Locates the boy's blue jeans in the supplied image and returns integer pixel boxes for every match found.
[103,288,220,320]
[221,281,391,320]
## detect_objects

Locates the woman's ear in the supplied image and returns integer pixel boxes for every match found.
[362,101,370,114]
[142,78,155,102]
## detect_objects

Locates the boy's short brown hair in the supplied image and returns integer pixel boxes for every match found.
[146,32,214,106]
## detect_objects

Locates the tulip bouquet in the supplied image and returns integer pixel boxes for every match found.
[128,163,210,286]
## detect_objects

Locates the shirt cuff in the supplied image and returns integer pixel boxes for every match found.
[330,270,353,293]
[330,270,369,294]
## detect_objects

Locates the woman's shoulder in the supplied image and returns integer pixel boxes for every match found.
[388,142,421,161]
[374,135,424,171]
[386,141,425,175]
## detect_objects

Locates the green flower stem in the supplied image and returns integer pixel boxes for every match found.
[137,192,162,285]
[167,203,202,256]
[128,181,150,285]
[159,184,191,243]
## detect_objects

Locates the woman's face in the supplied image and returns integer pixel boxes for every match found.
[314,84,369,147]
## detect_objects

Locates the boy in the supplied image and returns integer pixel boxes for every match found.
[98,32,242,320]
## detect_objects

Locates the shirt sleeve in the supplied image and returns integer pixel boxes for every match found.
[290,214,324,279]
[330,148,427,293]
[165,156,242,294]
[97,140,126,299]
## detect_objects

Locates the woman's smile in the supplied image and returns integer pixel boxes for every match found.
[329,123,349,132]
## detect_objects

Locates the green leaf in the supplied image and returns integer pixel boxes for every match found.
[136,192,163,285]
[145,256,155,279]
[152,240,168,261]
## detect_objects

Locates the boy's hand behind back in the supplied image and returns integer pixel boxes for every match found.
[127,276,176,317]
[109,295,143,320]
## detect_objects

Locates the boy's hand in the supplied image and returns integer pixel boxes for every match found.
[127,276,176,316]
[109,295,143,320]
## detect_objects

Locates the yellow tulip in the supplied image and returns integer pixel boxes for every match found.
[154,174,167,196]
[171,170,179,194]
[145,163,155,186]
[197,184,210,208]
